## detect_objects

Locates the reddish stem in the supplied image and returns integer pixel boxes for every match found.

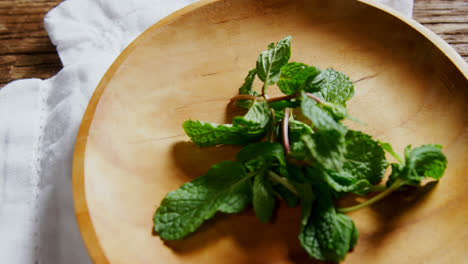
[229,94,259,103]
[230,94,297,104]
[268,108,276,142]
[282,107,291,154]
[267,94,296,103]
[305,92,323,103]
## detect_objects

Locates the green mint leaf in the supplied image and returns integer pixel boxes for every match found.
[183,121,248,147]
[379,141,403,163]
[407,144,447,180]
[273,183,299,207]
[388,144,447,187]
[277,62,320,95]
[238,69,258,95]
[300,91,350,171]
[236,142,289,222]
[305,166,370,197]
[299,185,358,262]
[304,130,387,196]
[319,101,348,121]
[274,109,285,120]
[336,213,359,252]
[322,170,372,196]
[286,162,308,183]
[256,36,292,85]
[154,161,251,240]
[305,68,354,105]
[236,141,287,177]
[296,182,315,226]
[387,163,405,187]
[236,100,254,109]
[344,130,388,185]
[288,119,314,160]
[302,132,347,171]
[237,68,258,109]
[233,100,271,130]
[268,98,300,111]
[243,158,266,173]
[184,101,270,147]
[253,173,276,222]
[301,91,347,133]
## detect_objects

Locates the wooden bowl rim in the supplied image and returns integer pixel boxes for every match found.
[72,0,468,263]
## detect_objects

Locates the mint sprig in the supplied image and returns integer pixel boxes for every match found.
[153,36,447,262]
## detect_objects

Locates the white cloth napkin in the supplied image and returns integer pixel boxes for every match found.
[0,0,413,263]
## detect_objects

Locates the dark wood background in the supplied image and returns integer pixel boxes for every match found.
[0,0,466,86]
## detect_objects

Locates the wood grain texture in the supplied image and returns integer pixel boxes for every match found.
[73,0,468,263]
[0,0,62,85]
[0,0,466,87]
[413,0,468,61]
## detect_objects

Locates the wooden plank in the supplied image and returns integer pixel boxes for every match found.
[0,0,466,87]
[414,0,468,61]
[0,0,62,86]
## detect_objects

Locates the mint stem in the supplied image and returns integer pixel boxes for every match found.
[282,107,291,154]
[262,83,268,98]
[229,94,258,103]
[369,185,387,192]
[337,179,403,213]
[267,94,296,103]
[268,171,298,195]
[230,94,296,104]
[267,108,276,142]
[305,92,323,103]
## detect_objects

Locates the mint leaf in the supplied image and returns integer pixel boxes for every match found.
[288,119,314,160]
[154,161,251,240]
[344,130,388,185]
[304,131,387,196]
[253,173,276,222]
[336,213,359,252]
[305,68,354,105]
[183,121,247,147]
[322,170,373,196]
[289,119,314,140]
[379,141,403,163]
[305,166,370,196]
[278,62,320,95]
[302,132,346,171]
[407,145,447,180]
[184,101,270,147]
[273,183,299,207]
[274,109,285,120]
[297,182,315,226]
[236,141,287,177]
[256,36,291,85]
[233,100,271,130]
[238,69,257,95]
[319,101,349,121]
[236,142,290,222]
[268,98,300,111]
[339,144,447,213]
[237,68,258,109]
[157,36,449,263]
[301,91,347,134]
[299,185,358,262]
[387,144,447,187]
[300,92,352,171]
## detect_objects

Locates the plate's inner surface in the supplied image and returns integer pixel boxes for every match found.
[80,0,468,263]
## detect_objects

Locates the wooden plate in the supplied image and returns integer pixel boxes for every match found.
[73,0,468,263]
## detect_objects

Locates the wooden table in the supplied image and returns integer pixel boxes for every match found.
[0,0,466,86]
